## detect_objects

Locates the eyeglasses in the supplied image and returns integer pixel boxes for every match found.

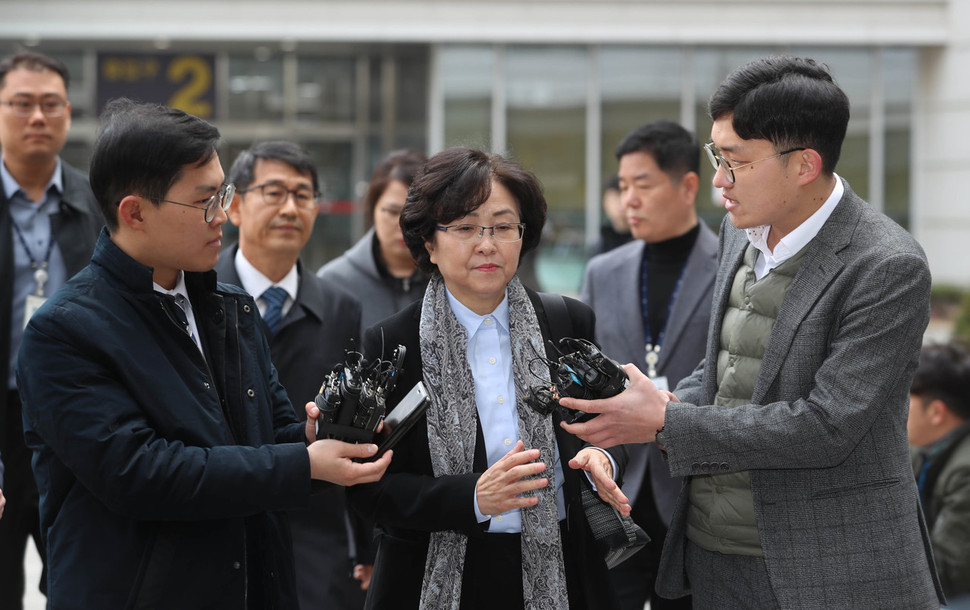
[0,98,68,118]
[435,222,526,242]
[237,182,319,211]
[162,183,236,222]
[703,142,806,184]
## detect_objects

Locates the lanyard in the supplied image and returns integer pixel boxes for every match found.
[10,214,55,297]
[639,252,687,378]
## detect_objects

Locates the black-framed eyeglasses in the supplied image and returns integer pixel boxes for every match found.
[435,222,526,243]
[162,183,236,222]
[0,97,68,118]
[703,142,805,184]
[237,182,319,211]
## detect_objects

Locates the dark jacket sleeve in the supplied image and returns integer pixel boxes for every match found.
[347,304,485,537]
[18,300,311,522]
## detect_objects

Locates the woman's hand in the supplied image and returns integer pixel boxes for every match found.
[568,448,631,516]
[475,440,549,517]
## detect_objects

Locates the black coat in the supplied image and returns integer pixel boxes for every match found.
[18,231,310,609]
[348,287,624,609]
[215,247,369,608]
[0,160,102,441]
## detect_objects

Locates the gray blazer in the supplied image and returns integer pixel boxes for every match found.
[580,222,717,524]
[657,180,945,608]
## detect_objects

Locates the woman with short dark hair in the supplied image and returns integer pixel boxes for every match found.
[349,147,626,610]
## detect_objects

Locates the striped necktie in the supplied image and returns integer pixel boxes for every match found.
[260,286,288,335]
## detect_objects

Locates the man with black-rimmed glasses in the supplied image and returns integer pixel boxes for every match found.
[15,99,390,608]
[0,50,101,609]
[216,141,366,610]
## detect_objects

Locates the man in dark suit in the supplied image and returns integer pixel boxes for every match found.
[216,140,367,609]
[0,50,101,609]
[563,56,944,608]
[581,121,716,610]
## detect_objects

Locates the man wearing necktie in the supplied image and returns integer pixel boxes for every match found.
[215,141,366,610]
[15,100,389,608]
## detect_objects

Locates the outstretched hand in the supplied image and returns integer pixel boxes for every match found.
[560,363,668,448]
[568,448,631,516]
[307,439,392,486]
[476,440,549,517]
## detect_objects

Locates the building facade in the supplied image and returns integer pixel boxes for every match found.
[1,0,965,292]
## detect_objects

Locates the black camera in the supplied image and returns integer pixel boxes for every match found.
[314,345,406,443]
[527,338,628,424]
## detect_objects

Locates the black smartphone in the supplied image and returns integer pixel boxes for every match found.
[374,381,429,458]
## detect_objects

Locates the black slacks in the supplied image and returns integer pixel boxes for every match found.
[0,389,47,610]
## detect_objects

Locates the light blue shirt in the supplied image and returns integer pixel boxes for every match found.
[4,156,68,389]
[444,288,566,533]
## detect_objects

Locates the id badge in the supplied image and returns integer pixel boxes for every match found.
[652,375,670,392]
[24,294,47,329]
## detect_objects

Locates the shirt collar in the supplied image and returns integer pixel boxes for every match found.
[746,173,844,264]
[233,248,299,301]
[153,270,190,302]
[1,155,63,201]
[445,286,510,337]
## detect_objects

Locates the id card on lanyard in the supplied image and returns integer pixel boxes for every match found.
[12,215,54,328]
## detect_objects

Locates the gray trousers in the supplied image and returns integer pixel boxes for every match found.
[685,541,779,610]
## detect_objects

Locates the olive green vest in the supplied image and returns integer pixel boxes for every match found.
[686,243,808,556]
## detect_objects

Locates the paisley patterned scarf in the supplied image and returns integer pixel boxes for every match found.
[417,274,569,610]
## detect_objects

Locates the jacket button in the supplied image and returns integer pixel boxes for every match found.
[720,462,730,471]
[243,304,251,313]
[247,389,255,397]
[233,561,241,570]
[691,462,700,470]
[700,461,710,471]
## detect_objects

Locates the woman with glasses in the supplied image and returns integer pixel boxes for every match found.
[317,149,429,337]
[347,147,627,610]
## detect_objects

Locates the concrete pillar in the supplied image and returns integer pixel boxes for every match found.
[914,1,970,288]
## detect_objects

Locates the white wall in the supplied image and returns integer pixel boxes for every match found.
[913,1,970,286]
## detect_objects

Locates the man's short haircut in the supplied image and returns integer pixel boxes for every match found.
[364,149,428,219]
[708,56,849,175]
[615,120,700,180]
[603,174,621,193]
[401,147,546,274]
[89,98,221,232]
[229,140,319,195]
[911,341,970,420]
[0,50,70,90]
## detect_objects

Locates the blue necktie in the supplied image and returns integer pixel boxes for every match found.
[261,286,288,335]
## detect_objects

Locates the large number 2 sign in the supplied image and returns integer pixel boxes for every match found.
[167,56,213,117]
[97,53,216,119]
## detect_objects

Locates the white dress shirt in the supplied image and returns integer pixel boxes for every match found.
[153,271,203,355]
[746,174,844,280]
[232,248,299,318]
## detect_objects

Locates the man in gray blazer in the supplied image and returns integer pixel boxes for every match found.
[215,141,367,610]
[580,121,716,610]
[563,56,944,609]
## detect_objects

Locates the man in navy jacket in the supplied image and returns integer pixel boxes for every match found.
[15,99,390,609]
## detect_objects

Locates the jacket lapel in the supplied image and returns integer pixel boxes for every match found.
[753,182,859,400]
[660,223,717,371]
[616,242,647,366]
